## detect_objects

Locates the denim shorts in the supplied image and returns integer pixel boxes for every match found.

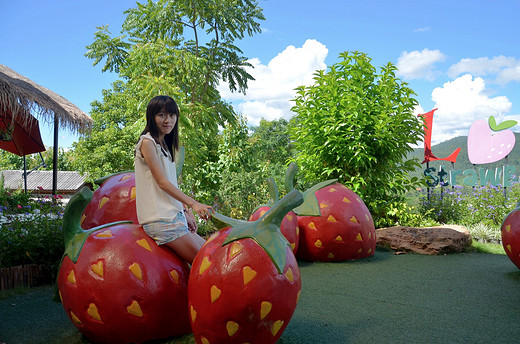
[142,211,189,245]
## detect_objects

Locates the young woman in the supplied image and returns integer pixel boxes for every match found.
[134,95,212,263]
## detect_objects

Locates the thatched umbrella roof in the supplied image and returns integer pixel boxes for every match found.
[0,64,92,133]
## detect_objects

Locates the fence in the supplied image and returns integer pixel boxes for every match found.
[0,264,53,291]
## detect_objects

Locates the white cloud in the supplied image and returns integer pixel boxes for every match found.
[448,56,520,85]
[413,27,431,33]
[427,74,514,144]
[396,48,446,81]
[218,39,328,126]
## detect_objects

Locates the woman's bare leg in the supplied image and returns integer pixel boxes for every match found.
[163,232,206,264]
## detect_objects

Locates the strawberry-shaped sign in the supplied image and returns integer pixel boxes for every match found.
[285,163,376,261]
[57,187,191,344]
[249,177,299,253]
[81,171,138,229]
[467,118,515,164]
[188,190,303,344]
[501,201,520,270]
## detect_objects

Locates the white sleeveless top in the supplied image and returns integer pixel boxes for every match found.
[134,133,183,225]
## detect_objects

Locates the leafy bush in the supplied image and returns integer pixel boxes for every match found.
[419,182,520,227]
[0,189,64,277]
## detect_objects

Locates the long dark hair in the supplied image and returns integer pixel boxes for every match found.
[140,95,180,161]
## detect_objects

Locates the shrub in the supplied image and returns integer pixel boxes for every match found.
[0,190,64,278]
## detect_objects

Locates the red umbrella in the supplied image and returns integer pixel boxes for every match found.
[0,108,46,156]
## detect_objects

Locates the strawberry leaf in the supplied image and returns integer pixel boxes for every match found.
[489,115,517,131]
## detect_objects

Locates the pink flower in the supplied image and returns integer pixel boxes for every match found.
[17,205,22,209]
[37,186,44,191]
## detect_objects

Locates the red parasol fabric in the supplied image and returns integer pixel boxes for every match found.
[0,108,45,156]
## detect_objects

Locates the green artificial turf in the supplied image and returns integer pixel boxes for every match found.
[2,249,520,344]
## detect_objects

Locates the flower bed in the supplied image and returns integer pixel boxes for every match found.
[0,187,65,289]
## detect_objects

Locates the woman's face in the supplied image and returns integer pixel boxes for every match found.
[154,107,177,137]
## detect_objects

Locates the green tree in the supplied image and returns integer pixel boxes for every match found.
[290,51,424,211]
[71,0,265,186]
[0,148,73,172]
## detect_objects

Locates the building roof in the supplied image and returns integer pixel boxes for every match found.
[0,64,92,133]
[0,170,87,194]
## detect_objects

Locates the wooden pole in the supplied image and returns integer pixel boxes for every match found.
[52,113,58,195]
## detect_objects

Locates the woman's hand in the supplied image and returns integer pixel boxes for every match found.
[192,202,213,221]
[185,209,198,233]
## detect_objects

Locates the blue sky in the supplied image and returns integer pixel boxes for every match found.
[1,0,519,148]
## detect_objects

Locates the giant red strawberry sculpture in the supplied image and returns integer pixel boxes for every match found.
[56,187,191,344]
[81,171,138,229]
[286,163,376,261]
[188,190,303,344]
[249,177,299,253]
[501,201,520,269]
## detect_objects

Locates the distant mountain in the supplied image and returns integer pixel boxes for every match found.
[408,133,520,179]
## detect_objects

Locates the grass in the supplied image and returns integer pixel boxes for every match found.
[468,239,506,255]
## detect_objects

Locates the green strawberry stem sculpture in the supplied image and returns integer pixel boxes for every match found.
[249,177,300,253]
[188,190,303,343]
[56,187,191,344]
[285,163,376,261]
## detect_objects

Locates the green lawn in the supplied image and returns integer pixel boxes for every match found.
[2,249,520,344]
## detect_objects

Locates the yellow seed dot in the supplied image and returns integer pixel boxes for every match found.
[170,270,179,283]
[201,337,210,344]
[229,242,243,259]
[367,248,372,254]
[328,253,334,259]
[327,215,336,222]
[130,187,136,200]
[506,224,511,233]
[260,301,272,319]
[136,238,152,252]
[320,203,328,209]
[98,196,109,209]
[314,239,323,247]
[365,213,370,221]
[199,256,211,274]
[335,235,343,242]
[287,214,293,221]
[129,263,142,281]
[507,244,512,253]
[357,248,363,253]
[272,320,284,336]
[80,214,86,226]
[67,270,76,284]
[290,243,296,250]
[343,197,351,203]
[210,285,221,303]
[308,222,317,230]
[120,174,132,181]
[350,216,358,223]
[243,266,257,286]
[296,290,301,303]
[285,268,294,282]
[260,210,267,216]
[70,311,82,324]
[87,303,101,321]
[356,233,363,241]
[190,305,197,322]
[356,197,362,203]
[127,300,143,317]
[227,321,239,336]
[58,290,63,302]
[329,187,337,192]
[91,261,103,278]
[368,232,372,240]
[296,227,300,236]
[95,229,113,238]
